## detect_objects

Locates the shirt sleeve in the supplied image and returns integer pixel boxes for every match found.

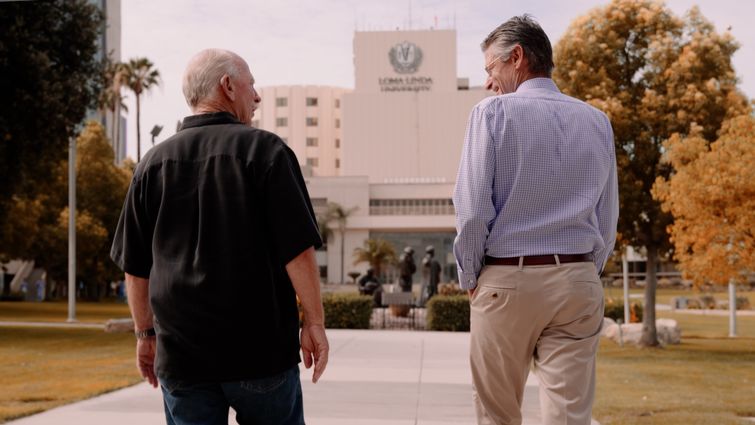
[594,120,619,273]
[110,176,153,279]
[263,146,323,266]
[453,104,497,290]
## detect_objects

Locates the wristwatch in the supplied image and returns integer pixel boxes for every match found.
[134,327,156,339]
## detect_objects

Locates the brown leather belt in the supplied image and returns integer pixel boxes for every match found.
[484,253,593,266]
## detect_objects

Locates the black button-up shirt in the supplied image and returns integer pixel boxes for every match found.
[111,112,322,381]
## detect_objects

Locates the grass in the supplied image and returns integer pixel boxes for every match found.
[594,310,755,424]
[0,326,140,423]
[603,287,755,306]
[0,301,131,324]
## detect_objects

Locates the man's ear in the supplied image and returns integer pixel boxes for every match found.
[511,45,525,70]
[220,74,234,101]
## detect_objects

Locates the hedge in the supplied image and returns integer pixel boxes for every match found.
[426,295,470,331]
[604,298,643,323]
[322,293,373,329]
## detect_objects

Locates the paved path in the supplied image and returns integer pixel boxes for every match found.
[5,329,599,425]
[0,320,104,329]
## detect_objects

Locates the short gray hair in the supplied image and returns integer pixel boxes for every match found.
[481,15,554,76]
[182,49,244,108]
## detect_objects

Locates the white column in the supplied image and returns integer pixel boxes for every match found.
[729,279,737,337]
[622,253,630,324]
[67,137,77,322]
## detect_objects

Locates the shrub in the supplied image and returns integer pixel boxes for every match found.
[321,293,373,329]
[426,295,470,331]
[604,298,643,323]
[717,296,751,310]
[438,283,464,296]
[698,294,717,309]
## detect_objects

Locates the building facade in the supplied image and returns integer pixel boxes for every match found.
[306,29,490,284]
[253,86,350,177]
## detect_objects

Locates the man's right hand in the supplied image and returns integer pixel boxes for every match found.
[300,324,329,383]
[136,337,158,388]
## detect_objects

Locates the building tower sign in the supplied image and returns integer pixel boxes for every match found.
[389,41,423,74]
[381,41,433,92]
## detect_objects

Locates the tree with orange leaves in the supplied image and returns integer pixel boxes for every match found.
[653,114,754,286]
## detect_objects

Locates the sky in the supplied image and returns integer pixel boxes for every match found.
[121,0,755,160]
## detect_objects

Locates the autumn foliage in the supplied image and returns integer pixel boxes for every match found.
[653,115,755,286]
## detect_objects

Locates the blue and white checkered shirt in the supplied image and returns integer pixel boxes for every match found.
[453,78,618,290]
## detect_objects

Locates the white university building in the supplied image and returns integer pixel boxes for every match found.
[254,29,490,284]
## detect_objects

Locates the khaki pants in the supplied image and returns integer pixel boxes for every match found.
[470,261,604,425]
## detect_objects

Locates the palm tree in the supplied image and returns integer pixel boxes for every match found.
[353,238,397,281]
[98,60,128,163]
[122,57,160,162]
[321,202,358,284]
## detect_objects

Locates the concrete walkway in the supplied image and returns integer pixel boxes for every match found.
[8,329,598,425]
[0,320,105,329]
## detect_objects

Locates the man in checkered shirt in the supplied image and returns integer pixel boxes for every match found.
[453,15,619,425]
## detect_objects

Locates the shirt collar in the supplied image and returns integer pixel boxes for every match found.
[179,111,242,130]
[516,77,560,93]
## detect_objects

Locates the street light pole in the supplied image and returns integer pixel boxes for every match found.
[729,278,737,337]
[67,136,77,322]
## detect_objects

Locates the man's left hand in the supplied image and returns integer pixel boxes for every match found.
[300,324,329,384]
[136,338,158,388]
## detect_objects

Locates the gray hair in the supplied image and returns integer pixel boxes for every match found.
[481,15,554,76]
[182,48,245,108]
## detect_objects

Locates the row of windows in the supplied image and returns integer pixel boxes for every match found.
[305,138,341,148]
[306,158,341,168]
[252,118,340,128]
[369,199,455,216]
[274,97,341,108]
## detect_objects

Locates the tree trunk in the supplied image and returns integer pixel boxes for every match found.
[640,243,660,347]
[339,224,345,285]
[136,93,141,162]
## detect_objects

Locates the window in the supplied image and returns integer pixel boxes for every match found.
[276,97,288,107]
[335,159,340,168]
[276,117,288,127]
[335,138,340,148]
[306,97,318,106]
[306,157,319,167]
[335,118,340,129]
[306,117,318,126]
[306,137,318,147]
[368,199,455,216]
[334,99,340,108]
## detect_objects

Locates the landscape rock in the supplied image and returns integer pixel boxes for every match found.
[104,318,134,333]
[602,318,681,346]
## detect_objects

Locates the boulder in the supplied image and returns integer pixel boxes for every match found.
[104,318,134,333]
[602,318,681,346]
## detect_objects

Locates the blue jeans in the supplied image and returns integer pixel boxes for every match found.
[160,366,304,425]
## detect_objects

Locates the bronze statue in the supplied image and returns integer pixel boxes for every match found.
[398,246,416,293]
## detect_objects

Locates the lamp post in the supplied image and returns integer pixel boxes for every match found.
[68,136,76,322]
[150,124,163,147]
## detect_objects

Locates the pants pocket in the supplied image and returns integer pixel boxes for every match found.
[239,370,288,394]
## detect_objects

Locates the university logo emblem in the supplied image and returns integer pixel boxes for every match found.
[389,41,423,74]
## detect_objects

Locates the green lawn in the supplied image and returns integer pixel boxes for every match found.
[0,301,131,324]
[603,287,755,306]
[594,309,755,424]
[0,326,139,422]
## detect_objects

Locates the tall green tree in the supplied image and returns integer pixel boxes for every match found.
[0,0,104,252]
[553,0,749,346]
[2,122,131,299]
[123,57,160,162]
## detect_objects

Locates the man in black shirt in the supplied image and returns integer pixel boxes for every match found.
[111,48,328,425]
